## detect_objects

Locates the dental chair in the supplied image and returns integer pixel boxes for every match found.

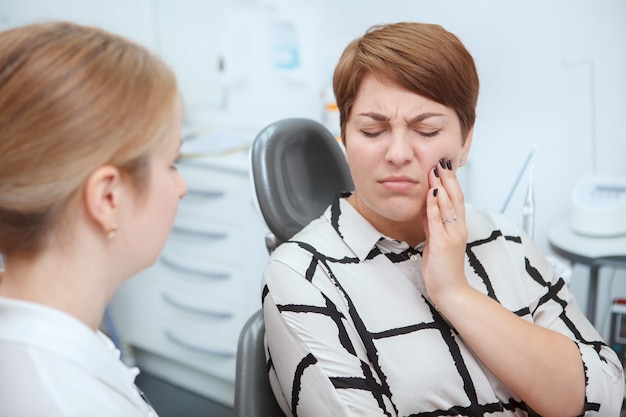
[233,118,353,417]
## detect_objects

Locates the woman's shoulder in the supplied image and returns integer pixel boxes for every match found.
[271,215,343,261]
[465,204,523,238]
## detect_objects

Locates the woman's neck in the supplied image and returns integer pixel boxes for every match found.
[0,249,114,331]
[347,193,426,247]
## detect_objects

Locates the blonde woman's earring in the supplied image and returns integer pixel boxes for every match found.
[106,226,118,240]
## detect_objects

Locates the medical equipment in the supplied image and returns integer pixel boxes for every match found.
[500,145,536,238]
[522,165,535,239]
[609,298,626,364]
[570,174,626,237]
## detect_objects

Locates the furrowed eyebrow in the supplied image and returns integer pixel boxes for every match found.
[406,113,444,123]
[356,112,444,123]
[357,112,389,122]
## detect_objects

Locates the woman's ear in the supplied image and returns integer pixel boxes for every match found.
[461,126,474,165]
[83,165,122,236]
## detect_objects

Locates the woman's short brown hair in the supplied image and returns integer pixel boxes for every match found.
[333,22,479,142]
[0,22,178,255]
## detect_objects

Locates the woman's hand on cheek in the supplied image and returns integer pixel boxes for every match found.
[421,159,469,309]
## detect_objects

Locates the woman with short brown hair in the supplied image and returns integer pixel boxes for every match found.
[262,22,623,417]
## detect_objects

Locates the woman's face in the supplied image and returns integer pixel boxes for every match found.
[344,73,472,244]
[122,101,187,272]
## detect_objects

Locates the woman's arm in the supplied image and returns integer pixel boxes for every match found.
[433,284,585,416]
[422,163,623,417]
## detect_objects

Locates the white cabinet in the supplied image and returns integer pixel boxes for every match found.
[109,150,269,407]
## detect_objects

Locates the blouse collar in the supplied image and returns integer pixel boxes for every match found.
[324,193,424,261]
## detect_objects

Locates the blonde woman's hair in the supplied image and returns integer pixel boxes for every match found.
[333,22,479,143]
[0,22,178,254]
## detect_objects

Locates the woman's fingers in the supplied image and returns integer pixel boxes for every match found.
[423,159,469,307]
[429,159,463,229]
[436,159,465,220]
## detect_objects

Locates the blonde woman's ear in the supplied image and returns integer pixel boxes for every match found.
[83,165,122,237]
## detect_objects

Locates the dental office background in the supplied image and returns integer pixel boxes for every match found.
[2,0,626,339]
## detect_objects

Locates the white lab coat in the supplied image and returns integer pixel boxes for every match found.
[0,297,158,417]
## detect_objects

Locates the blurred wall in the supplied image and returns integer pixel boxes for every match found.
[2,0,626,337]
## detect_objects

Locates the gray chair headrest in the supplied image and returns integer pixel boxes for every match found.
[250,118,354,244]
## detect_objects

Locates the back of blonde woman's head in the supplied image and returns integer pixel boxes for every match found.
[0,22,178,255]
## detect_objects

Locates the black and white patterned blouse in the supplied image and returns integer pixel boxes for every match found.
[262,195,624,417]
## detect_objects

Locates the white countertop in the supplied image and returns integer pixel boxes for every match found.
[549,220,626,259]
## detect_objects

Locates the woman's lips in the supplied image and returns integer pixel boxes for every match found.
[379,175,419,192]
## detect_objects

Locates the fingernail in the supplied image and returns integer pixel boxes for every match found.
[446,160,452,170]
[434,167,439,178]
[439,159,445,169]
[433,188,438,197]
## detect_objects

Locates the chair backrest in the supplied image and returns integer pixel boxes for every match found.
[250,117,354,250]
[233,309,285,417]
[234,118,353,417]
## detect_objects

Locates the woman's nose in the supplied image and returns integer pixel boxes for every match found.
[385,132,413,165]
[177,173,188,199]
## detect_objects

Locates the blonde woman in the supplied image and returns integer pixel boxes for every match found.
[0,22,187,416]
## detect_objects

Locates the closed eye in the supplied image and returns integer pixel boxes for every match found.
[171,153,183,169]
[418,130,440,138]
[361,129,385,138]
